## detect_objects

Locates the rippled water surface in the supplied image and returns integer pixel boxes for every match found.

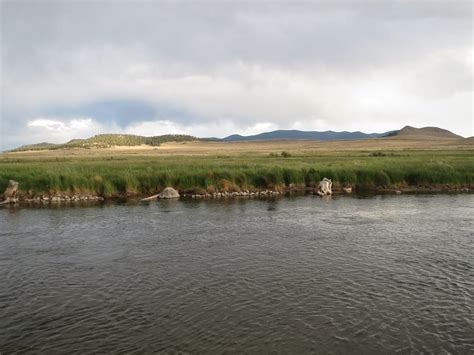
[1,194,473,353]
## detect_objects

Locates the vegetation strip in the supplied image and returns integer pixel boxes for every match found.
[1,150,472,201]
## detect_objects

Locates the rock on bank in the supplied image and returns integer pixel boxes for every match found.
[158,187,180,199]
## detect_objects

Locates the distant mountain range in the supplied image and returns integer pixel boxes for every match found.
[8,126,463,152]
[223,129,392,141]
[224,126,463,141]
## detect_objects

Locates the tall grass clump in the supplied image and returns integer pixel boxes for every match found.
[282,168,301,186]
[337,170,357,185]
[303,168,321,187]
[374,171,391,186]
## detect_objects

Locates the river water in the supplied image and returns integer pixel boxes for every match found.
[1,194,473,354]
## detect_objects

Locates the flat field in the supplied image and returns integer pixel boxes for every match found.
[1,137,473,196]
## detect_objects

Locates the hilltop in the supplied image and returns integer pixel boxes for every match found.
[385,126,462,139]
[10,134,198,152]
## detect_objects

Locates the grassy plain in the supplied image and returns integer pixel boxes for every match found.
[1,137,473,197]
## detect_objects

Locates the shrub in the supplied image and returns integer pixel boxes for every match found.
[370,151,387,157]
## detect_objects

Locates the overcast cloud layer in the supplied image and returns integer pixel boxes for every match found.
[1,1,473,149]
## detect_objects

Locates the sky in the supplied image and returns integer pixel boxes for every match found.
[1,0,473,149]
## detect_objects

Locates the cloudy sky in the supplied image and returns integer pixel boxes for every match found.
[1,1,473,149]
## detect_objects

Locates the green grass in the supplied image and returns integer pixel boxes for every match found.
[0,150,473,196]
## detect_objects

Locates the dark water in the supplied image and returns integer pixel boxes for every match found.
[1,195,473,354]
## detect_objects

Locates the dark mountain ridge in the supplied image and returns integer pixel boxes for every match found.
[223,126,463,141]
[223,129,393,141]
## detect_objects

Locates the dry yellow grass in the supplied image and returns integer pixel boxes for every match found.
[3,137,473,159]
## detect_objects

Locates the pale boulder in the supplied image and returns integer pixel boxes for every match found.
[317,178,332,195]
[0,180,19,204]
[158,187,180,199]
[141,187,180,201]
[3,180,19,199]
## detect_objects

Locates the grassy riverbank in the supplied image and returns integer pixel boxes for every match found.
[1,140,473,197]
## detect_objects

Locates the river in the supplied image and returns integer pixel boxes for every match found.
[1,194,473,353]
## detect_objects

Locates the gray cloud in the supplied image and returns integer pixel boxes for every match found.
[1,0,472,149]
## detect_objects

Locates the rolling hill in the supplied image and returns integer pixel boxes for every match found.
[10,134,198,152]
[385,126,462,139]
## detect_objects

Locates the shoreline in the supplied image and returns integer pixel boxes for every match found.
[2,184,472,207]
[2,146,473,207]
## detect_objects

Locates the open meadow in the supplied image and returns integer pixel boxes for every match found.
[1,137,473,197]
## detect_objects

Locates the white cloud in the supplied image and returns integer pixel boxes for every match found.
[27,119,69,131]
[25,117,103,143]
[124,119,281,138]
[125,120,189,137]
[27,117,95,131]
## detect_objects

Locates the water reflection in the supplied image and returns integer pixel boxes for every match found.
[0,194,473,353]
